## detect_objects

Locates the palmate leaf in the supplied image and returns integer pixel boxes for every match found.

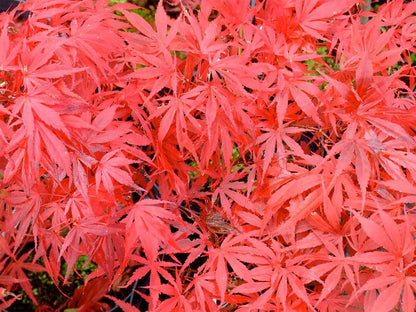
[256,121,320,180]
[95,149,136,194]
[128,51,177,98]
[190,82,254,169]
[323,122,371,208]
[308,233,365,305]
[120,2,181,97]
[232,238,314,311]
[356,276,416,312]
[59,216,122,281]
[345,211,416,311]
[3,250,44,305]
[353,211,414,258]
[123,253,180,310]
[152,271,195,312]
[212,170,255,217]
[206,233,258,302]
[12,86,69,133]
[17,39,87,89]
[123,199,180,259]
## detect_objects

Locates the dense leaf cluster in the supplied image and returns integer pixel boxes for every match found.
[0,0,416,311]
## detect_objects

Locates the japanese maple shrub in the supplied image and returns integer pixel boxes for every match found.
[0,0,416,311]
